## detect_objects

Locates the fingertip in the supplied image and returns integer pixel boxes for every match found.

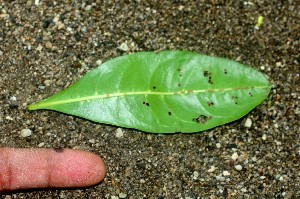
[78,150,106,186]
[49,148,106,187]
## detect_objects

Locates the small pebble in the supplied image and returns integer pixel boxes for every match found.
[5,116,13,121]
[234,165,243,171]
[89,139,95,144]
[244,118,252,128]
[44,79,52,87]
[192,171,199,180]
[178,5,184,11]
[231,152,239,161]
[276,62,282,67]
[10,96,17,101]
[38,142,45,147]
[216,143,221,148]
[20,128,32,137]
[95,59,102,66]
[118,42,129,51]
[215,175,225,181]
[262,134,267,140]
[208,166,216,173]
[57,22,65,30]
[4,195,12,199]
[223,170,230,176]
[115,128,124,138]
[45,41,53,49]
[241,188,247,192]
[53,15,59,23]
[85,5,92,11]
[119,193,127,198]
[36,44,43,51]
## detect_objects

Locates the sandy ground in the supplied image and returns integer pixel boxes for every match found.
[0,1,299,198]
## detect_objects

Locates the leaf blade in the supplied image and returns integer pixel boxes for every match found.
[28,51,271,133]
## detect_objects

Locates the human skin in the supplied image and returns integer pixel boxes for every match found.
[0,148,106,193]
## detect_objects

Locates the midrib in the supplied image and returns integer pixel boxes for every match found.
[28,85,270,110]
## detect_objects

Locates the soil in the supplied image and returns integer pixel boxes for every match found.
[0,1,299,198]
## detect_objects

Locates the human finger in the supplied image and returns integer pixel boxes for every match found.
[0,147,106,193]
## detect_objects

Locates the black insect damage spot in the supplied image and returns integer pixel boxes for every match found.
[178,83,181,87]
[176,68,183,77]
[152,86,156,90]
[193,115,212,124]
[143,101,150,106]
[168,111,172,116]
[53,147,64,153]
[232,96,238,105]
[224,69,228,74]
[203,70,210,77]
[207,101,214,106]
[248,92,253,97]
[203,70,213,84]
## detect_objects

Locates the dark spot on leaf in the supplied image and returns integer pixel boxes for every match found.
[224,69,228,74]
[207,101,214,106]
[53,147,64,153]
[232,96,238,105]
[208,77,213,84]
[143,101,150,106]
[178,83,181,87]
[152,86,156,90]
[177,68,181,72]
[203,70,209,77]
[248,92,253,97]
[203,70,213,84]
[193,115,212,124]
[168,111,172,116]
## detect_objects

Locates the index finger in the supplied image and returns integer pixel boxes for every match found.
[0,147,106,193]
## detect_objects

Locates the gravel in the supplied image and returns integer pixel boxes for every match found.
[20,128,32,138]
[0,0,299,198]
[234,165,243,171]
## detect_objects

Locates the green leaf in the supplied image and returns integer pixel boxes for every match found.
[28,51,271,133]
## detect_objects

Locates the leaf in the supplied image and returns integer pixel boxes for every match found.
[28,51,271,133]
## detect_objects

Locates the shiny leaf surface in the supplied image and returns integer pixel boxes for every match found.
[28,51,271,133]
